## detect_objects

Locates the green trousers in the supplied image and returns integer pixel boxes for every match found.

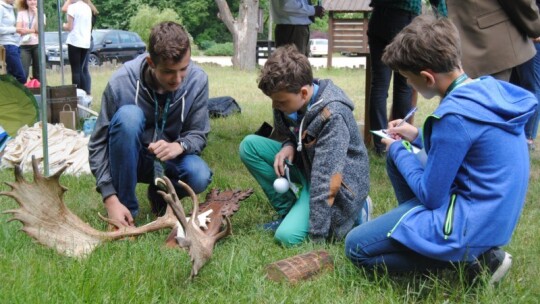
[239,134,310,246]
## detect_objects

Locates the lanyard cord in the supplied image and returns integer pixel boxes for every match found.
[444,73,469,97]
[27,11,34,29]
[152,91,172,141]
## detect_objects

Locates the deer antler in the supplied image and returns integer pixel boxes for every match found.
[0,157,178,258]
[156,176,234,279]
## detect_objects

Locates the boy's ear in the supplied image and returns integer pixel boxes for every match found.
[300,86,310,100]
[146,56,155,68]
[420,70,436,87]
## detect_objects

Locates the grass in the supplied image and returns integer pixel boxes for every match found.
[1,63,539,303]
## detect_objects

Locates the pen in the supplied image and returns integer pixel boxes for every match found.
[396,107,418,128]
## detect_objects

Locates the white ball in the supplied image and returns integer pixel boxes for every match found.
[273,177,290,193]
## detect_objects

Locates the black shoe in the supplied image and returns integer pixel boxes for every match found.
[466,247,512,285]
[147,184,167,217]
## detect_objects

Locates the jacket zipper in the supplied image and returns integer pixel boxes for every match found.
[443,194,457,240]
[387,205,423,237]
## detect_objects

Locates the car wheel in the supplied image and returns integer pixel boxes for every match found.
[88,54,100,66]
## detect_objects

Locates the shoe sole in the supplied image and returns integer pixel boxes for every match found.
[489,252,512,285]
[366,196,373,222]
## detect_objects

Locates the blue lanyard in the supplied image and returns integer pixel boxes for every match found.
[444,73,469,96]
[27,12,34,29]
[152,91,172,141]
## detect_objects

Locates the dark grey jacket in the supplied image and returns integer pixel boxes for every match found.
[273,79,370,240]
[88,54,210,199]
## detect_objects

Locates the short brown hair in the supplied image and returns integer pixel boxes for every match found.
[148,21,190,65]
[258,45,313,96]
[382,15,462,74]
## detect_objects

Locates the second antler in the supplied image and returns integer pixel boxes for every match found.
[156,176,232,279]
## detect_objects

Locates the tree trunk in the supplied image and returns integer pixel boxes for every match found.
[215,0,260,71]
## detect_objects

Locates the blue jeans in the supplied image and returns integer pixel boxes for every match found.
[345,155,452,272]
[80,38,93,95]
[109,105,213,216]
[4,44,26,83]
[510,42,540,140]
[367,7,414,151]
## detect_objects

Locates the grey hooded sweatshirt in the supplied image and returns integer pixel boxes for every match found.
[88,54,210,200]
[273,79,370,241]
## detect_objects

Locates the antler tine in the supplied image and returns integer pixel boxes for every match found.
[156,177,189,229]
[30,156,43,179]
[13,163,25,183]
[176,180,200,222]
[213,216,232,241]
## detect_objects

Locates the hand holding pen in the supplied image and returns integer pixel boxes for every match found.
[384,107,419,142]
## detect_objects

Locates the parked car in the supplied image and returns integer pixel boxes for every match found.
[45,29,146,67]
[44,31,69,68]
[87,29,146,66]
[309,38,328,57]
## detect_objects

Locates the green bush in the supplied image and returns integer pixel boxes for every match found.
[129,5,182,46]
[199,40,217,51]
[204,42,234,56]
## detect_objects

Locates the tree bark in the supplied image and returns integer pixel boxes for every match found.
[215,0,260,71]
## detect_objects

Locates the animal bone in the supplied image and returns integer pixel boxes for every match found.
[156,177,240,279]
[0,157,178,258]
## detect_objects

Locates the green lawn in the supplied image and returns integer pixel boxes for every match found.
[0,63,539,303]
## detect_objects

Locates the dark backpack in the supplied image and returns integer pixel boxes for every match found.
[208,96,241,118]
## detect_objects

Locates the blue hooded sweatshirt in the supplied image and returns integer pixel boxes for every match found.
[387,76,537,262]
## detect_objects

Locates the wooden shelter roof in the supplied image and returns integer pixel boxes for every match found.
[323,0,372,12]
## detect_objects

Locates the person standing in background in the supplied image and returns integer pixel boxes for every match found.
[63,0,97,96]
[16,0,45,82]
[509,0,540,151]
[270,0,325,57]
[62,0,92,93]
[367,0,446,156]
[445,0,540,81]
[0,0,32,83]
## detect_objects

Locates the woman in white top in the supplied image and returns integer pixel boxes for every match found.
[62,0,92,92]
[16,0,45,81]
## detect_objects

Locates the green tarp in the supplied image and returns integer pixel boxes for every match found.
[0,74,39,137]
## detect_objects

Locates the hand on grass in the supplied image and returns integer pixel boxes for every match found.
[104,195,134,227]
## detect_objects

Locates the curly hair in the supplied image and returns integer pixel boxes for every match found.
[148,21,190,65]
[258,45,313,96]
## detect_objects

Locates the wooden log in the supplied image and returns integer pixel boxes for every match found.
[266,250,334,283]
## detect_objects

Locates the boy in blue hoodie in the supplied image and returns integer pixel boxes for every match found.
[345,15,537,284]
[239,45,370,247]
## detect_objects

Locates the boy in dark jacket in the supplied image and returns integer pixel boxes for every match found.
[345,15,537,285]
[88,22,212,227]
[239,45,371,247]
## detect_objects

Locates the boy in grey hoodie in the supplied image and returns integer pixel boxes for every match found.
[239,45,371,246]
[88,22,212,227]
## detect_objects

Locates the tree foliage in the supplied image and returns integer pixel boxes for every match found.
[129,5,182,45]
